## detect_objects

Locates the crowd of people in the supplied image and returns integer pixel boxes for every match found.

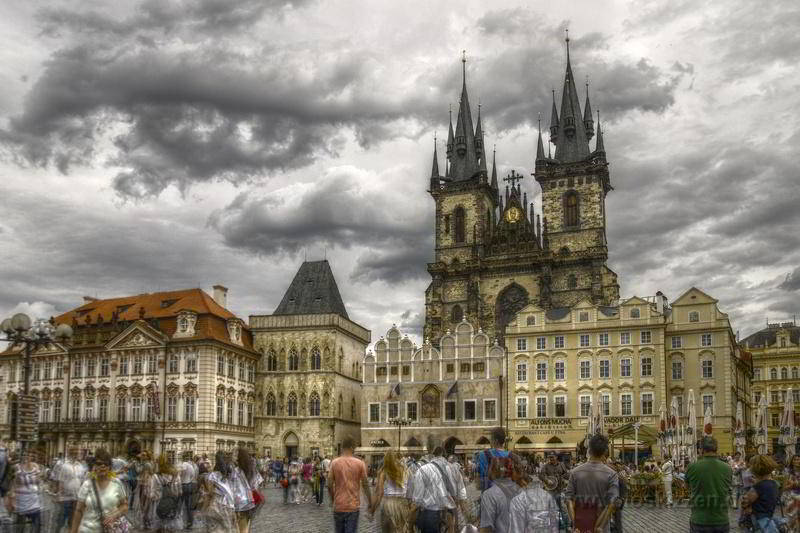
[0,432,798,532]
[0,442,266,533]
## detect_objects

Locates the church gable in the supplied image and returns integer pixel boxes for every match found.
[671,287,718,307]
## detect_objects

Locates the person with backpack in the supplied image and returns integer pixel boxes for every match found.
[742,454,785,533]
[178,452,198,529]
[154,454,184,532]
[5,449,44,533]
[479,454,525,533]
[476,428,509,494]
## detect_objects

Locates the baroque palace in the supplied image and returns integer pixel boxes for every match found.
[0,287,259,459]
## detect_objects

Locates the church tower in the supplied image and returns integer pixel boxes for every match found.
[423,41,619,346]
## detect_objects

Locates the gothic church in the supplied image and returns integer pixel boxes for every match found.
[424,39,620,345]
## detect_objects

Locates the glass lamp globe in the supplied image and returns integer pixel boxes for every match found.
[11,313,31,332]
[0,318,13,334]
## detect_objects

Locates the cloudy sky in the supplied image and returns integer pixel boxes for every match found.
[1,0,798,345]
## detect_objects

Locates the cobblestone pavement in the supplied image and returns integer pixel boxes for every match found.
[0,483,760,533]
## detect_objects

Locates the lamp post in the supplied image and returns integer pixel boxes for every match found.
[1,313,73,455]
[633,422,641,466]
[388,417,411,453]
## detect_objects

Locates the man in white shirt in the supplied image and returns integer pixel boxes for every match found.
[179,452,199,528]
[409,444,475,533]
[54,446,87,532]
[661,455,674,507]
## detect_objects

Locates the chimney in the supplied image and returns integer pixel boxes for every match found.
[213,285,228,309]
[83,296,98,303]
[655,291,668,315]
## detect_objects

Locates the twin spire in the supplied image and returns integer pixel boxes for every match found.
[434,35,607,184]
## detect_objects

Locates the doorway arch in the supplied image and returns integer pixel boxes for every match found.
[443,436,463,456]
[284,431,299,460]
[495,283,529,346]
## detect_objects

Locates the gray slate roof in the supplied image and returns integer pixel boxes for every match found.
[545,307,571,320]
[742,325,800,348]
[273,260,349,319]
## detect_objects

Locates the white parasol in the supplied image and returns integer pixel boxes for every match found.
[670,395,680,460]
[780,387,796,463]
[757,391,769,455]
[703,403,713,437]
[687,389,697,463]
[594,390,606,437]
[584,395,595,458]
[734,401,746,457]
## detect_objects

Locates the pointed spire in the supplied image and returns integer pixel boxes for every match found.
[450,51,479,180]
[446,105,454,157]
[594,109,605,157]
[583,77,594,141]
[536,113,545,161]
[554,30,591,163]
[490,145,498,190]
[476,103,487,174]
[431,134,440,178]
[549,89,559,144]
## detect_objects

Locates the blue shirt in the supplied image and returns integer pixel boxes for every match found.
[476,448,509,491]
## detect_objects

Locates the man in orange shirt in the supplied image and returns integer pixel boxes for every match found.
[328,436,372,533]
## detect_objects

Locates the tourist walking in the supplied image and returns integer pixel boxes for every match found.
[328,436,372,533]
[132,458,159,530]
[52,445,88,532]
[564,434,619,533]
[232,447,262,533]
[508,459,559,533]
[408,442,475,533]
[729,451,745,509]
[155,453,185,531]
[69,449,130,533]
[179,451,199,529]
[369,450,411,533]
[313,456,326,506]
[661,454,674,506]
[301,457,314,503]
[539,452,570,530]
[6,449,44,533]
[476,428,509,493]
[479,454,526,533]
[741,455,784,533]
[200,451,237,533]
[686,437,732,533]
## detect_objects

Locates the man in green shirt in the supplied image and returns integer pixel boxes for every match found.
[686,437,732,532]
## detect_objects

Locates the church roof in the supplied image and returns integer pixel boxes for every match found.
[273,260,349,319]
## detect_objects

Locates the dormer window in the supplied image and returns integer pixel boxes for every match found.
[173,311,197,338]
[781,338,787,348]
[689,311,699,322]
[630,308,640,319]
[579,311,589,322]
[526,315,536,326]
[226,319,243,346]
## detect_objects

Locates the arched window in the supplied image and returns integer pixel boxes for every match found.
[309,393,320,416]
[288,349,299,371]
[781,367,788,380]
[688,311,699,322]
[526,315,536,326]
[310,348,321,370]
[567,274,577,289]
[793,367,799,379]
[266,393,276,416]
[338,394,343,417]
[770,368,778,380]
[267,350,277,371]
[451,305,463,323]
[564,191,579,227]
[454,206,466,243]
[630,308,640,319]
[287,393,297,417]
[351,398,356,419]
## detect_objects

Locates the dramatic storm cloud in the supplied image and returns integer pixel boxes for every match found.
[0,0,798,342]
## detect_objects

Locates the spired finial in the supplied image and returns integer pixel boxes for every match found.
[565,28,571,62]
[538,112,542,130]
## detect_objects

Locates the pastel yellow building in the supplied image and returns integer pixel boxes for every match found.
[742,321,800,454]
[505,287,752,458]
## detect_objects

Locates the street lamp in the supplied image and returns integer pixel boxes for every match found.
[1,313,72,454]
[388,417,411,452]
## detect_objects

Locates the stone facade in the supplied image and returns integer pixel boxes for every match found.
[0,288,259,459]
[424,51,619,347]
[505,287,752,458]
[741,321,800,454]
[359,322,505,466]
[251,261,370,460]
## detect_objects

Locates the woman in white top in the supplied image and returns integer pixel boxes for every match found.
[370,450,411,533]
[70,449,129,533]
[6,450,44,533]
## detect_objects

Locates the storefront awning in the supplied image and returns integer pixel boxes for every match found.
[355,446,425,454]
[514,442,577,450]
[455,445,491,453]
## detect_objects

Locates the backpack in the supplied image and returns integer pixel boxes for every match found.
[156,476,179,520]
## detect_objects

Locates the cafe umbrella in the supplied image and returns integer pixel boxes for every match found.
[687,389,697,463]
[756,392,769,455]
[734,400,746,457]
[780,387,796,463]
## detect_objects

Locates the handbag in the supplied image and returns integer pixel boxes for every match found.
[280,478,289,488]
[252,489,264,505]
[91,478,132,533]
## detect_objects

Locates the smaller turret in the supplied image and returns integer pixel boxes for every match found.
[584,80,594,141]
[549,89,559,144]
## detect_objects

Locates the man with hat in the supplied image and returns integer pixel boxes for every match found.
[539,452,570,530]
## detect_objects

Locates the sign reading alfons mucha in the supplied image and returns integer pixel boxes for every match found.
[516,416,653,436]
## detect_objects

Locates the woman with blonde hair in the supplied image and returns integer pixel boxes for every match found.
[154,454,184,532]
[370,450,411,533]
[742,454,785,532]
[133,457,159,531]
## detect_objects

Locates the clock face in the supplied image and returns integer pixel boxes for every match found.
[505,206,522,223]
